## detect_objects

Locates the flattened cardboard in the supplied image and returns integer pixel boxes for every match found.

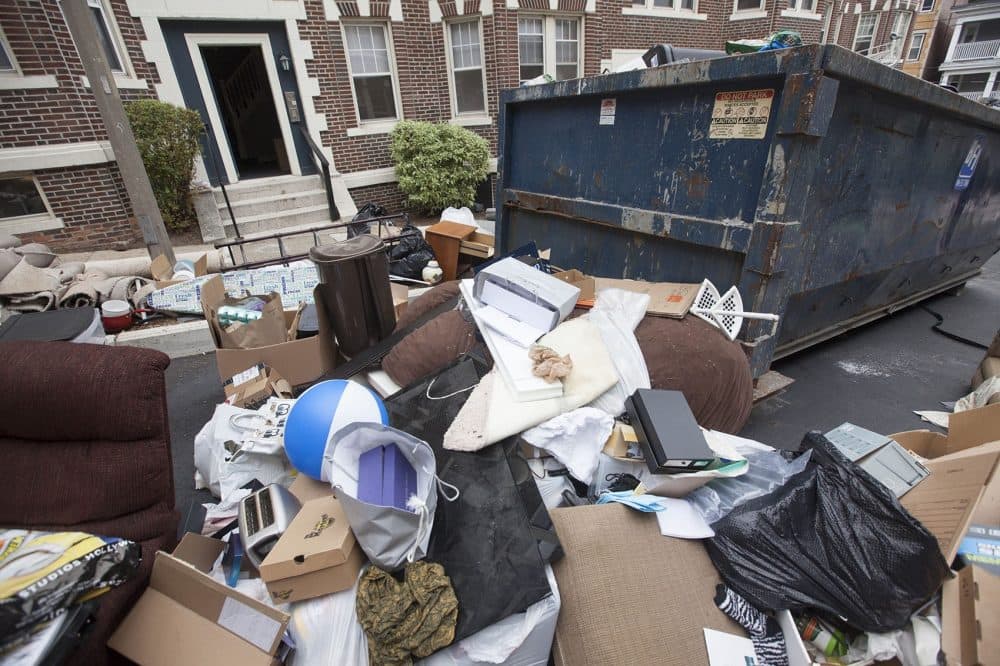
[150,253,208,288]
[549,504,743,665]
[214,287,337,387]
[895,405,1000,563]
[593,278,700,318]
[223,365,293,409]
[108,534,289,666]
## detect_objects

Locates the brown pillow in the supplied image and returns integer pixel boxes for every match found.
[396,280,461,330]
[382,310,476,388]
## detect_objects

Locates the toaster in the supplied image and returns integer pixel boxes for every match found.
[238,484,302,568]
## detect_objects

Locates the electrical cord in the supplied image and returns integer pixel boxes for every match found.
[921,305,988,350]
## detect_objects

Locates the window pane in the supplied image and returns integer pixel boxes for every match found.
[89,5,123,72]
[354,74,396,120]
[0,41,12,71]
[653,0,671,6]
[854,13,878,52]
[454,69,485,113]
[736,0,761,10]
[555,64,577,80]
[520,64,544,81]
[920,0,933,10]
[450,21,481,69]
[519,35,543,65]
[681,0,695,9]
[346,26,361,50]
[345,25,391,75]
[907,33,925,59]
[359,26,374,50]
[800,0,813,10]
[0,178,47,219]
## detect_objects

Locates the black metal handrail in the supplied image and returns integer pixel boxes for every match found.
[296,124,340,222]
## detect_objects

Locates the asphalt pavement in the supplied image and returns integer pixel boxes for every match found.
[166,253,1000,511]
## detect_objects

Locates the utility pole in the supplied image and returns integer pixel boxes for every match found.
[62,0,176,266]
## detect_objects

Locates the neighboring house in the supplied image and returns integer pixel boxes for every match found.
[0,0,836,251]
[938,0,1000,102]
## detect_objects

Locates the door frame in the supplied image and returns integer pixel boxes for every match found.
[184,33,300,184]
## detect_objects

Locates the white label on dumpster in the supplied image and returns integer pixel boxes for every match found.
[954,136,983,191]
[709,89,774,139]
[599,98,616,125]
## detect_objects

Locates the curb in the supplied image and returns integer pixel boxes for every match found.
[110,320,215,358]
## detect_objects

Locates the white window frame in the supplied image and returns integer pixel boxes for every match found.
[517,15,584,83]
[730,0,767,22]
[624,0,707,21]
[342,21,404,137]
[0,24,59,90]
[444,18,490,126]
[960,22,979,43]
[853,12,880,53]
[907,30,928,60]
[0,174,63,235]
[781,0,822,21]
[888,11,912,60]
[57,0,146,90]
[918,0,934,13]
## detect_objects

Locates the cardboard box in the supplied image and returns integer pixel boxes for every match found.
[895,403,1000,563]
[941,564,1000,666]
[549,504,744,665]
[150,253,208,288]
[108,534,290,666]
[201,275,290,351]
[258,496,366,604]
[593,278,700,318]
[391,282,409,321]
[212,286,337,387]
[603,422,642,461]
[289,474,333,504]
[553,269,596,306]
[223,364,293,409]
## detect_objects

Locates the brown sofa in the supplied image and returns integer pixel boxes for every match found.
[0,341,179,665]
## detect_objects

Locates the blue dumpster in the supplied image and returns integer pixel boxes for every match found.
[495,45,1000,377]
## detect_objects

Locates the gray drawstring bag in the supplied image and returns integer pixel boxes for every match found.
[324,422,455,571]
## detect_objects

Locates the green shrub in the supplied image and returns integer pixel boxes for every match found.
[125,99,203,230]
[390,120,489,214]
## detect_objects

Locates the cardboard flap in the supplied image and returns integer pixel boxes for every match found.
[948,403,1000,454]
[108,589,277,666]
[941,568,976,666]
[259,496,355,582]
[172,533,226,573]
[974,564,1000,662]
[289,475,333,504]
[149,552,288,655]
[890,430,948,459]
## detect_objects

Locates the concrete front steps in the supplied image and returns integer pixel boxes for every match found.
[214,174,339,237]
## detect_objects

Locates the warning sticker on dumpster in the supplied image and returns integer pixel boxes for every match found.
[599,98,616,125]
[954,136,983,191]
[709,89,774,139]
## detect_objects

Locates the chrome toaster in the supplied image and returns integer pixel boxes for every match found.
[238,484,302,568]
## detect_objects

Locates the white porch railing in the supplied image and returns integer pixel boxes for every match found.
[953,38,1000,61]
[862,41,904,67]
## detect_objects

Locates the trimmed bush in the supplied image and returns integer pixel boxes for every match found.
[125,99,203,230]
[390,120,489,214]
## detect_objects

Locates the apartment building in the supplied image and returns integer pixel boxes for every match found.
[938,0,1000,102]
[0,0,835,250]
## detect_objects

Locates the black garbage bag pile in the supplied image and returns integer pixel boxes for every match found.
[389,224,436,280]
[705,433,949,633]
[347,201,385,238]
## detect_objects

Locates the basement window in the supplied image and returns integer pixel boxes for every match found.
[0,175,63,234]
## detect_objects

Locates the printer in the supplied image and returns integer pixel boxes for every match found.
[473,258,580,332]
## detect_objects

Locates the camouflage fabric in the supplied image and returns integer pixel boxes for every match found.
[356,561,459,665]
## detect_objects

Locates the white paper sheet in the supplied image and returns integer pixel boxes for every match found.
[655,498,715,539]
[703,628,758,666]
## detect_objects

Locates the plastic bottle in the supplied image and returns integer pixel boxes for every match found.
[796,616,848,657]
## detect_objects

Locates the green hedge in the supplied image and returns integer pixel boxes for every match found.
[390,120,489,214]
[125,99,203,230]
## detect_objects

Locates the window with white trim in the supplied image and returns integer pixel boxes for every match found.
[888,12,912,60]
[517,16,581,83]
[343,23,400,122]
[907,30,927,60]
[446,19,486,115]
[631,0,697,14]
[918,0,933,12]
[87,0,127,73]
[853,12,879,53]
[0,27,16,73]
[1,176,50,221]
[788,0,815,11]
[734,0,765,13]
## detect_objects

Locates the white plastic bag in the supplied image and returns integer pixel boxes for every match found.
[440,206,475,227]
[585,288,650,416]
[522,407,614,484]
[289,583,369,666]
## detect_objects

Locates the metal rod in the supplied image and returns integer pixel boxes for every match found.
[201,122,240,238]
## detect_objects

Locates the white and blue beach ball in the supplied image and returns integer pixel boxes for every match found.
[284,380,388,480]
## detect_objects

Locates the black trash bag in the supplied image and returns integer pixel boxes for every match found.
[347,201,385,239]
[384,354,562,641]
[388,224,436,280]
[705,433,948,633]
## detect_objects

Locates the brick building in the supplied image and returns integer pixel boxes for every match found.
[3,0,849,250]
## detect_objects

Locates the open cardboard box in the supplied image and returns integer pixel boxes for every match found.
[258,495,366,604]
[553,269,597,306]
[108,533,289,666]
[206,281,338,387]
[891,403,1000,666]
[150,253,208,289]
[391,282,409,321]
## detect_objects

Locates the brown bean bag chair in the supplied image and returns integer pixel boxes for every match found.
[382,281,476,387]
[634,315,753,433]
